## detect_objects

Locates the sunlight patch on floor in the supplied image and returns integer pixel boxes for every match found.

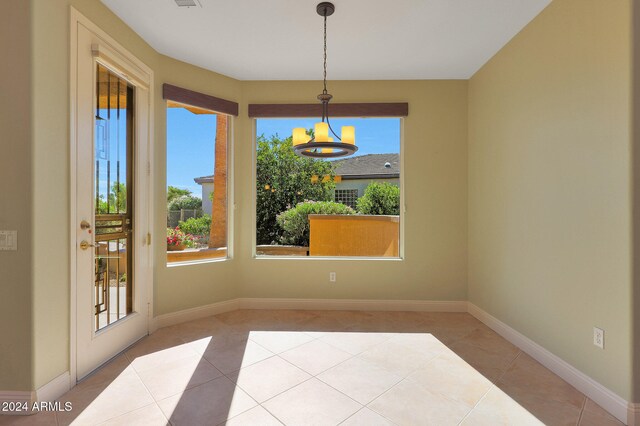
[80,330,543,425]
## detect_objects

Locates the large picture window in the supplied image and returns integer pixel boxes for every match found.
[255,117,402,258]
[163,84,237,265]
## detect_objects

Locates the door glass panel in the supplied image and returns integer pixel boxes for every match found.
[94,63,134,331]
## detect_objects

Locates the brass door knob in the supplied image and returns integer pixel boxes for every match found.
[79,240,96,250]
[80,220,91,230]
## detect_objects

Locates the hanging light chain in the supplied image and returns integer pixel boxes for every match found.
[320,3,340,141]
[292,3,358,158]
[323,12,328,95]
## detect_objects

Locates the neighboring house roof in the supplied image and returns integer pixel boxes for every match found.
[195,153,400,184]
[194,175,214,184]
[333,153,400,180]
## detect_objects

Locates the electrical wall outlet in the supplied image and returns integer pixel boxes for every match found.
[329,272,336,282]
[593,327,604,349]
[0,231,17,251]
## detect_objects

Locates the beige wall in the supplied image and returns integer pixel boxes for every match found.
[0,0,33,391]
[238,80,468,300]
[468,0,632,400]
[12,0,634,410]
[154,54,241,316]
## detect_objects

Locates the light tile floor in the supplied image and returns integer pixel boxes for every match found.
[0,310,625,426]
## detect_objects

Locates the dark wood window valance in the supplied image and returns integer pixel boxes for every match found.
[248,103,408,118]
[162,83,239,116]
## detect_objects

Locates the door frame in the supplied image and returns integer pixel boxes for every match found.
[69,8,154,383]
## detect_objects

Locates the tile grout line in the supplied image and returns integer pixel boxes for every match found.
[336,407,363,426]
[494,349,523,385]
[259,396,293,426]
[451,326,523,371]
[254,375,319,424]
[223,352,316,410]
[328,332,394,357]
[214,398,263,426]
[247,332,319,357]
[118,364,167,425]
[303,343,416,412]
[366,405,401,426]
[218,335,278,383]
[458,350,522,425]
[318,364,404,409]
[336,406,399,426]
[134,329,258,422]
[455,383,496,426]
[576,395,587,426]
[293,331,474,421]
[68,365,158,425]
[128,360,173,426]
[253,354,377,421]
[252,335,425,418]
[111,402,171,426]
[129,340,225,404]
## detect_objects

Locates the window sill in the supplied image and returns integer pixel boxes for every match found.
[253,255,404,261]
[167,247,228,267]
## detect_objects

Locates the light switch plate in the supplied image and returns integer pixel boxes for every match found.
[0,231,18,251]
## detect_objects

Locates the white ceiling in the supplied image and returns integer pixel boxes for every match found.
[101,0,551,80]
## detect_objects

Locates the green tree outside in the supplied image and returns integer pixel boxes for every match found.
[97,182,127,214]
[256,133,336,245]
[168,194,202,211]
[167,186,192,203]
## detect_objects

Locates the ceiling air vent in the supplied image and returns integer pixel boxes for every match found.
[174,0,202,7]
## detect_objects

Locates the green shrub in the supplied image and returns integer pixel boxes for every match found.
[276,201,355,247]
[168,194,202,211]
[356,182,400,215]
[178,214,211,237]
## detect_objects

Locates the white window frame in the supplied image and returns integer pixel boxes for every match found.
[165,106,234,268]
[251,117,405,261]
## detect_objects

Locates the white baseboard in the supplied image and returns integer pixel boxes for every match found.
[238,297,468,312]
[0,372,71,416]
[152,299,239,331]
[467,303,630,425]
[152,297,467,331]
[36,371,71,403]
[0,391,34,415]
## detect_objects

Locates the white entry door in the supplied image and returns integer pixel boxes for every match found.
[72,19,153,380]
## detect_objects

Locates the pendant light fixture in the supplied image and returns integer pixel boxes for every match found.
[292,2,358,159]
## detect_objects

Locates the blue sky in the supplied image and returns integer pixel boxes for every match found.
[167,108,217,196]
[95,108,129,206]
[257,117,401,156]
[167,109,401,198]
